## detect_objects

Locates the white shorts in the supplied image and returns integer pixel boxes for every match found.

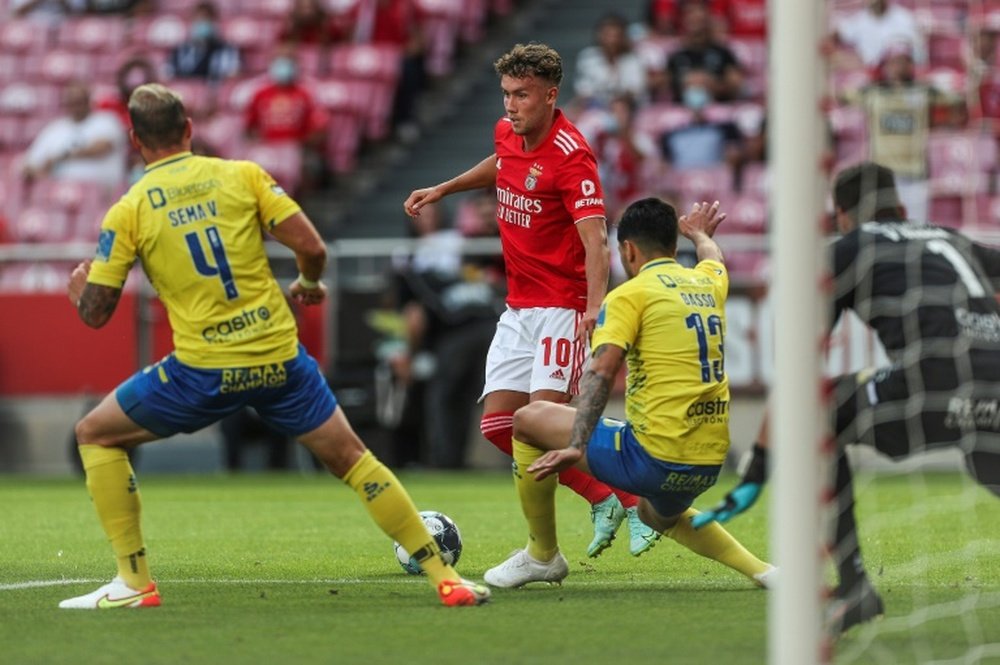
[480,306,589,400]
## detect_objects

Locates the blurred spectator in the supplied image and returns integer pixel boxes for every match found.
[589,95,657,218]
[279,0,344,46]
[165,1,240,82]
[643,0,685,36]
[10,0,83,22]
[832,0,925,68]
[353,0,427,142]
[21,81,127,189]
[95,56,159,129]
[573,13,648,109]
[81,0,152,14]
[666,0,743,102]
[389,202,503,469]
[970,18,1000,129]
[709,0,766,38]
[659,69,744,170]
[843,42,965,224]
[246,48,327,143]
[219,408,294,472]
[245,46,328,188]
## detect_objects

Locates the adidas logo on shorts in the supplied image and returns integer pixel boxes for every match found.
[549,368,566,381]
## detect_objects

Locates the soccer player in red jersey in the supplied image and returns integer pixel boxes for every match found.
[403,43,659,559]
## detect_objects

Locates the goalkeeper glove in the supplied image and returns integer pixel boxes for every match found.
[691,444,768,529]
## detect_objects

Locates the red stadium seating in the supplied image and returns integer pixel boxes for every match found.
[132,14,188,51]
[28,50,95,85]
[0,82,60,116]
[0,19,51,54]
[328,44,402,140]
[56,16,128,52]
[12,206,73,243]
[243,141,304,194]
[415,0,463,78]
[198,111,247,159]
[718,193,768,234]
[635,103,695,139]
[929,131,997,195]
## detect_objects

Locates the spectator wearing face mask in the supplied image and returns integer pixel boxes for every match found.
[658,69,744,171]
[166,1,240,82]
[245,46,329,190]
[665,0,743,102]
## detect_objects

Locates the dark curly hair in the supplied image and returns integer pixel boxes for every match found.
[494,43,563,86]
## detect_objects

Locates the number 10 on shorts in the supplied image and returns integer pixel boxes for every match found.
[541,336,572,367]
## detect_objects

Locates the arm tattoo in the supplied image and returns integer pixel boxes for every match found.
[568,347,614,451]
[78,283,122,329]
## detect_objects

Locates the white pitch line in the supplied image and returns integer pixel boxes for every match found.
[0,578,389,591]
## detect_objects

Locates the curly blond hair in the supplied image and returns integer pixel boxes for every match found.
[494,43,562,86]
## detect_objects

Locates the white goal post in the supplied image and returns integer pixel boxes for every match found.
[769,1,828,664]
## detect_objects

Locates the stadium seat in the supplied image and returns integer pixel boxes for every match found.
[12,206,73,243]
[928,194,965,229]
[198,111,247,159]
[670,166,736,203]
[328,44,402,140]
[974,194,1000,228]
[0,262,75,293]
[314,77,365,173]
[634,103,695,140]
[929,131,997,195]
[927,31,966,70]
[167,79,215,117]
[717,193,768,234]
[244,0,295,18]
[0,53,23,83]
[415,0,463,78]
[222,16,282,51]
[738,162,770,196]
[242,141,303,195]
[132,15,188,51]
[635,36,680,72]
[828,104,867,140]
[459,0,488,44]
[56,16,128,52]
[217,75,269,112]
[29,50,95,85]
[0,82,60,117]
[0,19,52,54]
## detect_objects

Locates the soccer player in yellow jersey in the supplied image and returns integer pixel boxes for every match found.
[59,83,489,609]
[484,197,776,588]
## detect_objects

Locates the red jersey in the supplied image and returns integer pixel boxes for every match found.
[710,0,767,38]
[493,109,606,311]
[245,83,326,142]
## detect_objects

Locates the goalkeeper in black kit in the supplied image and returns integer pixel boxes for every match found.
[694,161,1000,635]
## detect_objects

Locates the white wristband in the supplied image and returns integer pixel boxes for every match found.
[296,274,320,289]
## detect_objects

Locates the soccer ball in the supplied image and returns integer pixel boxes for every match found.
[393,510,463,575]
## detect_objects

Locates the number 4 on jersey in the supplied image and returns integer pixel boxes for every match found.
[185,226,239,300]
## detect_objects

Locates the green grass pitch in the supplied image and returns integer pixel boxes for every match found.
[1,471,998,665]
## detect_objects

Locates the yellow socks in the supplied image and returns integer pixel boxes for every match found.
[667,508,770,580]
[343,450,456,586]
[78,445,151,589]
[512,438,559,561]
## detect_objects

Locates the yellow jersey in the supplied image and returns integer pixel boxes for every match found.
[592,257,730,465]
[88,152,303,368]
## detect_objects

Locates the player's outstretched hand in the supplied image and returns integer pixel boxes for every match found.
[290,279,327,306]
[403,187,442,217]
[679,200,726,240]
[527,447,583,481]
[691,481,762,528]
[67,260,92,306]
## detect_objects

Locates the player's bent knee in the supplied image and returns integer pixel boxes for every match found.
[512,402,548,441]
[638,500,674,533]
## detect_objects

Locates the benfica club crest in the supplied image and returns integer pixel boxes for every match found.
[525,165,542,191]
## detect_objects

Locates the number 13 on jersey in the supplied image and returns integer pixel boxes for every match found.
[686,312,724,383]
